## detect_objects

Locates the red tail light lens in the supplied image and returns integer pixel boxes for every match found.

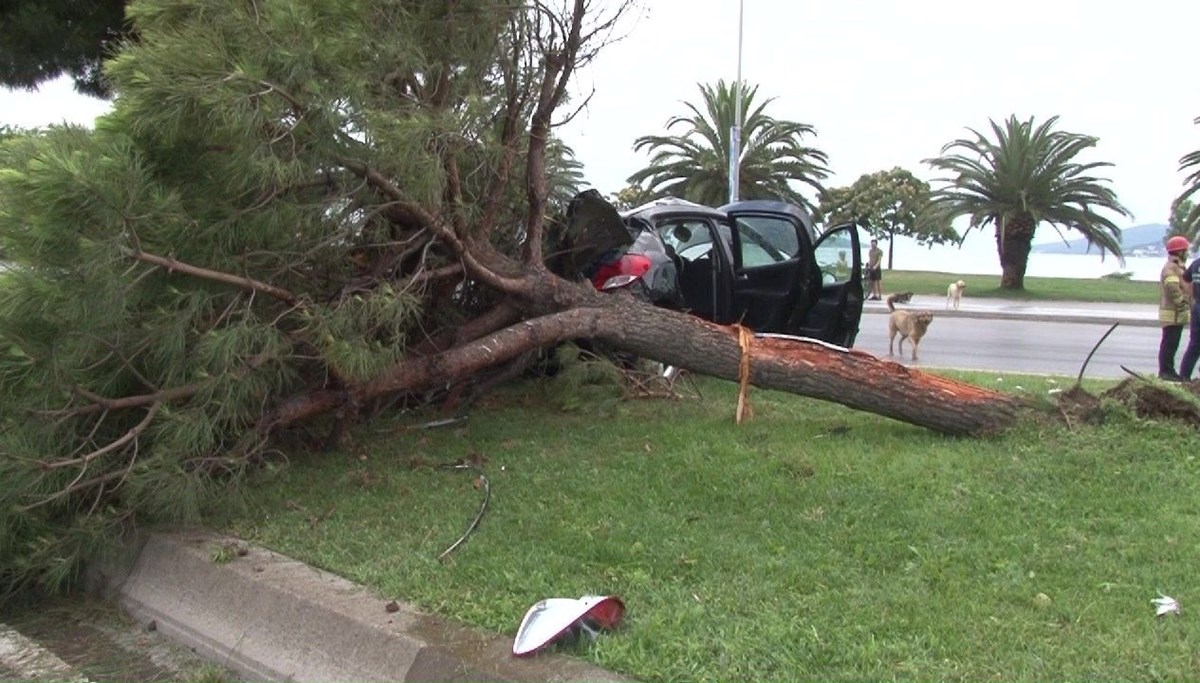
[590,254,653,290]
[619,254,652,278]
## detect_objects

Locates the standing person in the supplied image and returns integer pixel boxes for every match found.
[866,239,883,300]
[1178,242,1200,380]
[1158,235,1191,381]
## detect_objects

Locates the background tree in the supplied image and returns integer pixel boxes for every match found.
[626,80,830,213]
[1175,116,1200,238]
[925,115,1129,290]
[1168,197,1196,246]
[0,0,1016,598]
[609,184,655,211]
[0,0,131,97]
[817,167,958,269]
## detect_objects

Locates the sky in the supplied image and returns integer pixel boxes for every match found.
[559,0,1200,230]
[3,0,1199,236]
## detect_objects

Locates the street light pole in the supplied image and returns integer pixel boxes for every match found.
[728,0,744,204]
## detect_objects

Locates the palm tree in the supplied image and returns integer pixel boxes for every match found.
[546,137,586,209]
[626,80,830,213]
[925,115,1130,290]
[1175,116,1200,238]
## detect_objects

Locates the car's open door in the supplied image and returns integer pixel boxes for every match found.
[794,222,863,347]
[722,201,820,334]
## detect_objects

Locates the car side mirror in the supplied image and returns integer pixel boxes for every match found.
[671,225,692,243]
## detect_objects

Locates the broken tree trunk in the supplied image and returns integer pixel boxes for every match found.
[266,290,1022,436]
[602,306,1021,436]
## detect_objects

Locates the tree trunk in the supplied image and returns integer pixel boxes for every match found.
[264,284,1022,437]
[596,304,1021,435]
[997,214,1036,289]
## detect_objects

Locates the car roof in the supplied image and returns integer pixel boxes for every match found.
[620,197,727,222]
[621,197,819,242]
[719,199,817,240]
[718,200,815,226]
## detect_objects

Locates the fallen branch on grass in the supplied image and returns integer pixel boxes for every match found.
[437,461,491,562]
[1076,323,1120,388]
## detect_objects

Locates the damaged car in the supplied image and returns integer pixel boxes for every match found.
[562,190,864,347]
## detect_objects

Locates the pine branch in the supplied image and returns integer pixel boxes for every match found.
[36,351,276,419]
[19,468,129,513]
[123,248,300,306]
[87,384,200,414]
[522,0,587,266]
[39,403,161,471]
[396,263,463,292]
[443,153,468,234]
[479,19,532,236]
[339,157,527,295]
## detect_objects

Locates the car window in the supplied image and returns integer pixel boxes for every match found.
[815,229,854,285]
[733,216,798,267]
[658,220,718,262]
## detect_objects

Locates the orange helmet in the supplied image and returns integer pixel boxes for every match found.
[1167,235,1191,254]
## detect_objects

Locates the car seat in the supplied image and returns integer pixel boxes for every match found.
[677,254,715,320]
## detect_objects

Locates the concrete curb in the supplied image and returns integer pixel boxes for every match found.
[0,624,87,682]
[99,530,630,683]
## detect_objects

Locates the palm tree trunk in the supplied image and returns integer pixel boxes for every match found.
[996,214,1036,289]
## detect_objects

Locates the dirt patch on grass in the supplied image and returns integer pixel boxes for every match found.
[1055,379,1200,428]
[1053,384,1105,426]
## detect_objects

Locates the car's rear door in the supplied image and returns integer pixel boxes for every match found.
[649,215,733,323]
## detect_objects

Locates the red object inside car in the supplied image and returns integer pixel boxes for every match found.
[589,254,652,290]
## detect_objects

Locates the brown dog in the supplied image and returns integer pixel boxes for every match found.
[886,294,934,361]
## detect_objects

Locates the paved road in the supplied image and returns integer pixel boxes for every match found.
[853,294,1163,379]
[855,311,1160,379]
[862,295,1157,327]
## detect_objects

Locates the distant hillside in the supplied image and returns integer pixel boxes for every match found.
[1031,223,1168,256]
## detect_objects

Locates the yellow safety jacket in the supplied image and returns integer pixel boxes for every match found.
[1160,257,1190,326]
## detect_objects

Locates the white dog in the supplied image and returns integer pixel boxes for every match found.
[946,280,966,309]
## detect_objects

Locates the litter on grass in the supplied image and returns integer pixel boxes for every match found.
[1152,593,1180,617]
[512,595,625,656]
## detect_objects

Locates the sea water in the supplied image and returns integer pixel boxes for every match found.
[878,234,1164,282]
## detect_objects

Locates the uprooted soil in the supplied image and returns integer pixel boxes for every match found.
[1055,378,1200,428]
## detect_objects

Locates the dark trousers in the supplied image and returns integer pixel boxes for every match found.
[1181,308,1200,379]
[1160,324,1184,377]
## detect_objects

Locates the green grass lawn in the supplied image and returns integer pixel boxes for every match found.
[881,270,1157,304]
[217,373,1200,682]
